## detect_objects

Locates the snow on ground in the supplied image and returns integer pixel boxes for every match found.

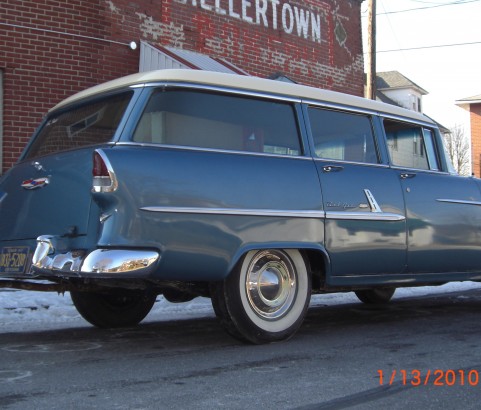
[1,282,481,334]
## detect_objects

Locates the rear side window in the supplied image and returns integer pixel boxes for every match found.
[384,119,440,171]
[308,107,378,164]
[133,89,301,156]
[26,92,133,159]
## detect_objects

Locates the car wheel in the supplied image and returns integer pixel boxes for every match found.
[354,287,396,304]
[70,289,157,328]
[212,249,311,344]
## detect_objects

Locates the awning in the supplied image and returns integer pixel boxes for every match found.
[139,41,248,75]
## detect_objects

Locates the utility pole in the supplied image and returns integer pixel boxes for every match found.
[365,0,376,100]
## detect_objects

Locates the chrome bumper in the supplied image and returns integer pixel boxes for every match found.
[32,235,159,277]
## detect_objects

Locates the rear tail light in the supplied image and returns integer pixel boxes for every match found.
[92,150,118,193]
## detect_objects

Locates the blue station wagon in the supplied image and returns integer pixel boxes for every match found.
[1,69,480,343]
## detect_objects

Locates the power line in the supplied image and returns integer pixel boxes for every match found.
[378,0,479,15]
[377,40,481,53]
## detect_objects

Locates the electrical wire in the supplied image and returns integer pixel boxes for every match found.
[377,40,481,53]
[378,0,479,15]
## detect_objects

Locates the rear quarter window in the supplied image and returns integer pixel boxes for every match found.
[308,107,379,164]
[133,89,302,156]
[384,119,440,171]
[25,92,133,160]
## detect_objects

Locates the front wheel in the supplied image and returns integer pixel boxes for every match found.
[70,289,157,328]
[212,249,311,344]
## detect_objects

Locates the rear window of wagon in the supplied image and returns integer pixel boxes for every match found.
[25,92,133,160]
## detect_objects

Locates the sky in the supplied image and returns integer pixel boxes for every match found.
[361,0,481,132]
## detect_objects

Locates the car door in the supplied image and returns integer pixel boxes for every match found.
[384,118,481,274]
[306,105,407,279]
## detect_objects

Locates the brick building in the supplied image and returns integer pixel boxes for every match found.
[0,0,365,173]
[456,95,481,177]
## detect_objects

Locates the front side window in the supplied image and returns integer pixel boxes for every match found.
[133,89,301,156]
[384,119,440,171]
[26,92,133,160]
[308,107,378,164]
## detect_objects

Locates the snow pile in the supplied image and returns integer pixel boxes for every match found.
[1,281,481,334]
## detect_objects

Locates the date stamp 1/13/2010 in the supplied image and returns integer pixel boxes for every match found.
[378,370,480,387]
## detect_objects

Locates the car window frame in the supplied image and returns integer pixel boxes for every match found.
[19,88,142,163]
[120,84,311,160]
[302,102,388,168]
[381,116,448,174]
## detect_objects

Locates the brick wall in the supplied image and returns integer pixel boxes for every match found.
[0,0,138,172]
[1,0,364,172]
[126,0,365,92]
[470,104,481,177]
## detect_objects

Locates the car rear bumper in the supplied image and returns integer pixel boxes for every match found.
[31,235,160,278]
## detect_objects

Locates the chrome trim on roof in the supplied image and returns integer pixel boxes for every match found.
[142,81,303,104]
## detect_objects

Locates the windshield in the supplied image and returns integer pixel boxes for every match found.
[25,91,133,160]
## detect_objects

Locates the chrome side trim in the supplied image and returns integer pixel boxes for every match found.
[313,158,390,169]
[0,192,7,205]
[391,165,450,176]
[323,189,404,221]
[140,206,326,219]
[437,199,481,206]
[115,142,311,161]
[140,206,405,221]
[323,190,405,221]
[325,211,405,221]
[364,189,382,213]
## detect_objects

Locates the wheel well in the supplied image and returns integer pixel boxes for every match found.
[302,249,327,291]
[227,246,328,291]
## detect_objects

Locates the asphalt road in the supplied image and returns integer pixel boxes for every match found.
[1,288,481,409]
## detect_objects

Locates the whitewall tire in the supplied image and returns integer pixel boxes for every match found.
[212,249,311,344]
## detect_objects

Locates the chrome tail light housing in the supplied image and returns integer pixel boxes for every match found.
[92,149,118,193]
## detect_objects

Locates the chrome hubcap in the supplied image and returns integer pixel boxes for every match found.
[245,250,297,320]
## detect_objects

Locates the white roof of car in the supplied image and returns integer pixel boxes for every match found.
[52,69,433,124]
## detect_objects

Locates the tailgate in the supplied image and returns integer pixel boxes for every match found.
[0,149,94,242]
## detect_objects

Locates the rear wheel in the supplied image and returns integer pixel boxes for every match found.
[355,287,395,304]
[70,289,157,328]
[212,249,311,344]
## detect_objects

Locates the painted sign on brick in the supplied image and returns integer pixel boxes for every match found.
[175,0,321,43]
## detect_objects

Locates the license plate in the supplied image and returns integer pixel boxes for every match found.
[0,246,30,274]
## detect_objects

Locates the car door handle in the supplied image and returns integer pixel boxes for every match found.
[400,173,416,179]
[322,165,344,173]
